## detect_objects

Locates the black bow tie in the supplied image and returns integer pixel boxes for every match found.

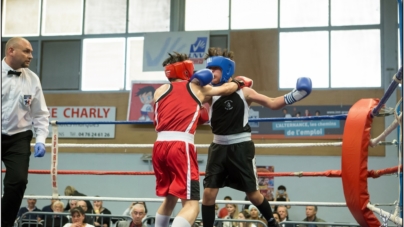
[8,70,21,76]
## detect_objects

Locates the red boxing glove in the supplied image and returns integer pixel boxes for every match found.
[234,76,253,88]
[198,106,209,125]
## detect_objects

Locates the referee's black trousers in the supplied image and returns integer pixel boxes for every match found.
[1,130,33,227]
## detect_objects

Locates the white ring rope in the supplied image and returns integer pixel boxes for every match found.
[367,203,403,226]
[31,141,399,149]
[370,113,402,147]
[22,195,393,207]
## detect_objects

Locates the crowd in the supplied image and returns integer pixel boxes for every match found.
[15,185,329,227]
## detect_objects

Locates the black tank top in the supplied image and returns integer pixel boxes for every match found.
[210,90,251,135]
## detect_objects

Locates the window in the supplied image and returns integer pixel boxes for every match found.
[279,31,329,88]
[2,0,41,37]
[42,0,83,35]
[82,38,126,91]
[126,37,166,90]
[231,0,278,29]
[84,0,127,34]
[280,0,328,28]
[128,0,170,33]
[331,0,380,26]
[331,29,381,88]
[185,0,229,31]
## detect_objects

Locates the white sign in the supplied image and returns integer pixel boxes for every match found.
[43,106,116,138]
[143,31,210,72]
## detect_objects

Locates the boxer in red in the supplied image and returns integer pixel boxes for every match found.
[152,52,251,227]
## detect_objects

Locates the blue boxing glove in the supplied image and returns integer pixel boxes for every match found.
[190,69,214,86]
[284,77,312,105]
[34,143,46,158]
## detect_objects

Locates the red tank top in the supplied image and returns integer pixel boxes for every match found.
[154,81,201,134]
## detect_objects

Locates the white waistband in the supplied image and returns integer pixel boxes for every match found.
[157,131,195,144]
[213,132,251,145]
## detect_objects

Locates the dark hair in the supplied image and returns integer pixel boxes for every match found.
[308,205,318,211]
[278,185,286,191]
[162,52,189,67]
[224,196,232,200]
[70,206,86,223]
[136,86,155,97]
[204,47,234,60]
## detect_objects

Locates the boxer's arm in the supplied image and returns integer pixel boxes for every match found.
[201,82,238,97]
[243,87,285,110]
[153,84,170,102]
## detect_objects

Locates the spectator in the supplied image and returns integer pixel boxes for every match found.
[63,207,94,227]
[92,197,112,227]
[41,198,60,220]
[248,205,267,227]
[64,186,93,212]
[272,212,280,224]
[277,206,293,227]
[282,108,292,118]
[17,198,42,221]
[300,206,329,227]
[304,109,310,116]
[44,201,69,227]
[238,210,251,227]
[218,196,232,218]
[274,185,290,211]
[77,200,94,224]
[117,203,147,227]
[223,204,239,227]
[122,201,148,216]
[295,112,301,117]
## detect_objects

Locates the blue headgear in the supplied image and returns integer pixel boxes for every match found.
[206,56,235,86]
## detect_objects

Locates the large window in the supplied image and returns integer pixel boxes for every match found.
[278,0,381,89]
[1,0,389,91]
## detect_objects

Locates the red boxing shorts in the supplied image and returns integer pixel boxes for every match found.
[152,140,200,200]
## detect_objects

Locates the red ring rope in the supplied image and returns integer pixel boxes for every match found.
[342,98,380,227]
[2,165,400,177]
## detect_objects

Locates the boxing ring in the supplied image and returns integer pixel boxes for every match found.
[3,66,400,227]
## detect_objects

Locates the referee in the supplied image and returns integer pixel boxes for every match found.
[1,37,50,227]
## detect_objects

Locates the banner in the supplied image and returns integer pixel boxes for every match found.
[143,31,210,71]
[257,166,275,201]
[43,106,116,138]
[249,105,350,139]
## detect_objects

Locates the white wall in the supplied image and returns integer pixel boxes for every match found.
[4,148,400,225]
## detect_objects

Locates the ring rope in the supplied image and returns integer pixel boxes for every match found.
[29,141,398,149]
[369,113,402,147]
[367,203,402,226]
[6,165,401,177]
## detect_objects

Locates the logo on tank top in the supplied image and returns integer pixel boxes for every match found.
[224,100,233,110]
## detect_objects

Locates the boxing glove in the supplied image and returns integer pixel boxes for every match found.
[284,77,312,105]
[234,76,253,89]
[190,69,214,86]
[198,106,209,125]
[34,142,46,157]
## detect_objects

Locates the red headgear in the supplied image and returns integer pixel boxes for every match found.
[164,60,194,81]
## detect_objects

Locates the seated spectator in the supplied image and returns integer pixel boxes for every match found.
[77,200,94,224]
[64,185,93,212]
[63,207,94,227]
[222,204,239,227]
[117,203,147,227]
[44,201,69,227]
[122,201,148,216]
[42,198,60,212]
[218,196,232,218]
[17,198,42,222]
[238,210,251,227]
[300,205,329,227]
[277,206,293,227]
[248,205,267,227]
[272,212,281,225]
[92,197,112,227]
